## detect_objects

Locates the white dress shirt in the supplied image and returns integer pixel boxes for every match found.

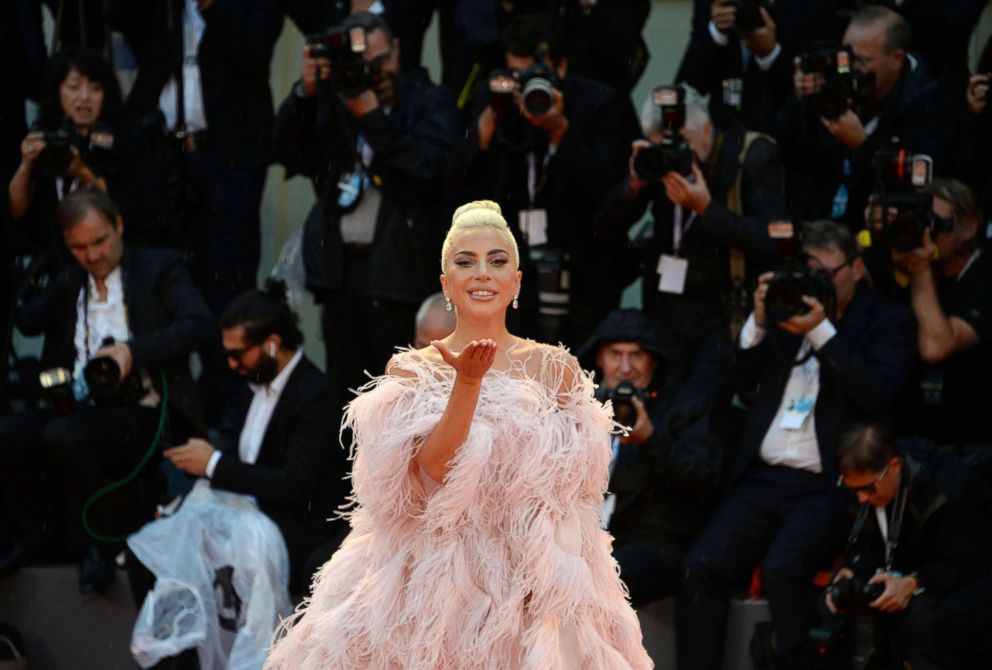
[707,19,782,71]
[73,268,130,392]
[206,350,303,478]
[738,313,837,472]
[159,0,208,133]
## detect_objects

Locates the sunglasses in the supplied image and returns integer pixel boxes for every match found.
[837,462,890,495]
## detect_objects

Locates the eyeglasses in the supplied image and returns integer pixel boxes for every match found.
[805,256,852,280]
[837,463,890,494]
[224,342,260,363]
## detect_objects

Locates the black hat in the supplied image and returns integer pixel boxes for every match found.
[576,309,667,369]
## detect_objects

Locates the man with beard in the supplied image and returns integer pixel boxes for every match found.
[161,280,348,593]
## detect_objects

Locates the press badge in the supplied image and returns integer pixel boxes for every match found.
[779,395,815,430]
[519,208,549,247]
[656,254,688,294]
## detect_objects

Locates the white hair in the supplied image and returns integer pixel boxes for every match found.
[440,200,520,271]
[639,83,710,136]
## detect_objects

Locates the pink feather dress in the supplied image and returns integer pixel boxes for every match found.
[264,344,652,669]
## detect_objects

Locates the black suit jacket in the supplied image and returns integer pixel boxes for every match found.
[16,245,215,428]
[109,0,284,165]
[210,356,347,587]
[678,0,839,133]
[729,283,917,484]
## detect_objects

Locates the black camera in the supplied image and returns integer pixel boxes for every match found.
[764,269,836,324]
[33,118,78,179]
[870,148,938,252]
[84,337,146,405]
[530,246,570,343]
[633,86,694,181]
[827,576,885,612]
[518,51,560,116]
[731,0,766,36]
[306,25,371,98]
[595,381,648,427]
[798,45,870,120]
[488,69,518,118]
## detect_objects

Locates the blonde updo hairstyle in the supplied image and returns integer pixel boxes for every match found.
[440,200,520,271]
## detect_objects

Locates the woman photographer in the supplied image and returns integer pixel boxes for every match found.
[8,46,175,273]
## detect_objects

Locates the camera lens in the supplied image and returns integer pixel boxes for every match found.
[522,77,554,116]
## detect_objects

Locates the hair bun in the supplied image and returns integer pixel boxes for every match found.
[453,200,502,222]
[263,278,289,304]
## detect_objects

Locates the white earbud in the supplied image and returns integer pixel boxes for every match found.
[267,342,276,356]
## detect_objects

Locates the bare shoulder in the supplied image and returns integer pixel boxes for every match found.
[519,341,583,397]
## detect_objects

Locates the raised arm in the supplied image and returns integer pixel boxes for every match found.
[411,339,497,482]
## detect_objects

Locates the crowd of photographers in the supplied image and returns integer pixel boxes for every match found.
[1,1,991,669]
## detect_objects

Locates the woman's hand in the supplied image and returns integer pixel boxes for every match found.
[19,132,45,170]
[432,339,497,384]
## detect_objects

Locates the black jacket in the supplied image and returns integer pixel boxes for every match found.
[607,389,721,545]
[842,448,992,597]
[775,57,952,230]
[449,74,641,344]
[729,283,917,484]
[210,356,347,588]
[274,69,459,304]
[109,0,284,165]
[16,245,215,429]
[677,0,839,133]
[595,122,783,326]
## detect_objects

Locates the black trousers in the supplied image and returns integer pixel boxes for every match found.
[677,464,850,670]
[614,535,689,608]
[320,252,418,394]
[0,404,162,557]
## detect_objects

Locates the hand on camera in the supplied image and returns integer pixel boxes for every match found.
[863,197,899,233]
[300,45,331,98]
[822,109,866,150]
[521,89,569,146]
[164,438,216,478]
[824,568,855,614]
[19,132,46,170]
[752,271,775,327]
[93,342,134,382]
[627,139,654,195]
[891,230,935,278]
[432,339,497,384]
[477,106,497,150]
[662,162,712,214]
[619,396,655,446]
[792,58,824,100]
[868,572,916,612]
[966,74,989,115]
[742,7,777,57]
[710,0,737,33]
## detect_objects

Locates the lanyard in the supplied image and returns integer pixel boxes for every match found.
[526,151,552,207]
[672,205,698,257]
[883,474,910,570]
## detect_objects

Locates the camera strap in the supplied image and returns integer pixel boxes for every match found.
[884,465,911,570]
[672,206,697,257]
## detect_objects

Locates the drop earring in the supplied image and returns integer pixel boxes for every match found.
[445,295,453,312]
[512,295,519,310]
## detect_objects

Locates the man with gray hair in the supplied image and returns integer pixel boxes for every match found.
[678,219,917,670]
[413,292,456,349]
[595,83,784,396]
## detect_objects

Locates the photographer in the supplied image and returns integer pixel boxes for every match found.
[578,309,721,606]
[824,423,992,669]
[0,188,213,592]
[273,11,458,394]
[884,179,992,446]
[448,14,641,347]
[776,5,951,229]
[7,46,176,274]
[594,84,783,395]
[678,0,838,133]
[678,220,916,670]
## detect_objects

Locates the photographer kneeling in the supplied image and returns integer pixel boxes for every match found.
[578,309,721,606]
[822,423,992,669]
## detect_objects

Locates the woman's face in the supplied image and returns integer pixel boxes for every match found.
[60,68,104,128]
[440,227,521,319]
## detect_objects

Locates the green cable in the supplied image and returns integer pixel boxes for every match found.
[82,372,169,544]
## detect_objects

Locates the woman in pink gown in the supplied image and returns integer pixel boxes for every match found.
[265,201,652,669]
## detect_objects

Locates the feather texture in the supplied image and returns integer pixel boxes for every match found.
[265,344,652,669]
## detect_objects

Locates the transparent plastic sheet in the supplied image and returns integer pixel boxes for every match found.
[129,480,292,670]
[269,229,307,313]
